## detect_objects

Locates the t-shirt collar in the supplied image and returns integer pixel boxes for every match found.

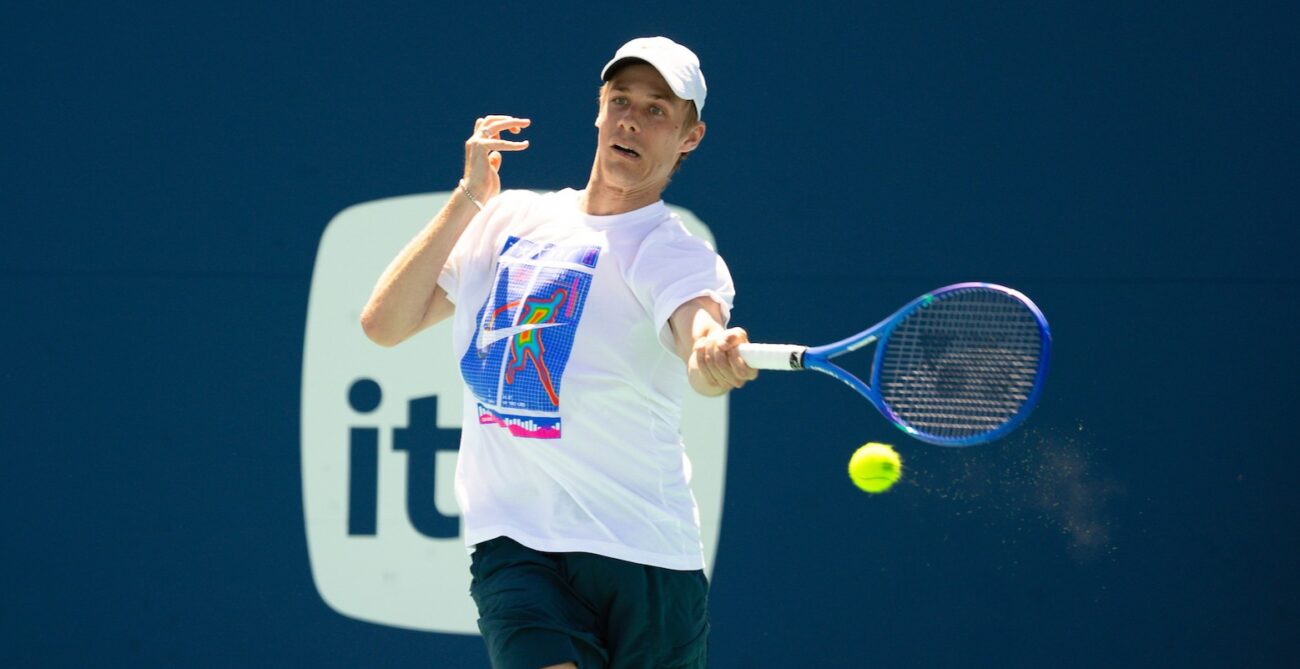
[566,189,668,230]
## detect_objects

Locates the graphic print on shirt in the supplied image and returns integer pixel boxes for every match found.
[460,236,601,439]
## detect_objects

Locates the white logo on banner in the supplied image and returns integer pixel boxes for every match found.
[301,192,730,634]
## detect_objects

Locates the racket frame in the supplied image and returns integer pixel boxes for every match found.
[745,282,1051,447]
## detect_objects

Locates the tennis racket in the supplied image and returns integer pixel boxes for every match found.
[737,283,1051,446]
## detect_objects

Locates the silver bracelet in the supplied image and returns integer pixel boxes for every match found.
[457,179,484,211]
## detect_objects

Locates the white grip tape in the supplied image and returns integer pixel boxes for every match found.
[737,343,805,370]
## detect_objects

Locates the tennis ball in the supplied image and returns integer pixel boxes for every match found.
[848,442,902,493]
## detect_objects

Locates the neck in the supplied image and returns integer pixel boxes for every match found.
[581,169,667,215]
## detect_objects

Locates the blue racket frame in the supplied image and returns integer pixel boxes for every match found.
[800,282,1052,446]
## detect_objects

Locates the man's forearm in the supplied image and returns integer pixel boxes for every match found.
[359,187,480,346]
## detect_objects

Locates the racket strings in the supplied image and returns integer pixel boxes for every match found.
[878,289,1044,440]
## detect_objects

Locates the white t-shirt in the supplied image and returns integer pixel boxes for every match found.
[437,188,733,571]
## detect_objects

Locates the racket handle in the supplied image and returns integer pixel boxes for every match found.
[737,343,806,371]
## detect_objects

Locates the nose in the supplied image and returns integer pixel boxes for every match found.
[616,107,640,133]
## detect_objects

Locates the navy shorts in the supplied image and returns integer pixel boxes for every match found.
[468,536,710,669]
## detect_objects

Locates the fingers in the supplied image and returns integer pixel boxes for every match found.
[727,348,758,382]
[695,328,757,390]
[694,339,732,390]
[717,328,757,380]
[473,139,527,155]
[463,115,532,199]
[702,340,733,387]
[476,115,531,137]
[473,116,531,148]
[715,327,747,352]
[477,138,530,152]
[469,116,531,150]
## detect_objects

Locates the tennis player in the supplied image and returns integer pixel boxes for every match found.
[361,36,754,668]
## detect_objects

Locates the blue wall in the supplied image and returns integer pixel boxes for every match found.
[4,2,1297,666]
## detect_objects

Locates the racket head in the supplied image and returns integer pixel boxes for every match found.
[869,283,1051,446]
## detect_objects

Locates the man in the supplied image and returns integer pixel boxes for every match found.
[361,36,754,668]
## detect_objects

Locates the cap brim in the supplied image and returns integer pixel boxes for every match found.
[600,57,695,110]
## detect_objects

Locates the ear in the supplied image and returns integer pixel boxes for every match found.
[595,83,609,129]
[678,121,707,154]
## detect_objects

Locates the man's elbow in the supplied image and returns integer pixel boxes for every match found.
[360,309,403,348]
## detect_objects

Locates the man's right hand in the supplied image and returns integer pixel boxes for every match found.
[462,115,531,205]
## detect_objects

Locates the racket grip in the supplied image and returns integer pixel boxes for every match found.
[737,343,806,371]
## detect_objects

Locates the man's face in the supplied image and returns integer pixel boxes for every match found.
[593,63,705,192]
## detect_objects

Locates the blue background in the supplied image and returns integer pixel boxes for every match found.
[4,2,1297,666]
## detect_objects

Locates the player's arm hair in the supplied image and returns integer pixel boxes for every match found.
[359,195,476,347]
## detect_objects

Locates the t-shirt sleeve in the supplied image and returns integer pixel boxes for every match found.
[631,223,737,353]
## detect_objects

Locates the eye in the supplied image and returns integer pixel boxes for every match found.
[612,96,629,106]
[650,105,665,116]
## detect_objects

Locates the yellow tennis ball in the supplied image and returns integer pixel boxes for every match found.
[848,442,902,493]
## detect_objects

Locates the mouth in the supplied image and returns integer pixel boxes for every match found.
[612,143,640,159]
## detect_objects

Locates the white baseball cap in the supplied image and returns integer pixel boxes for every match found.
[601,36,708,118]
